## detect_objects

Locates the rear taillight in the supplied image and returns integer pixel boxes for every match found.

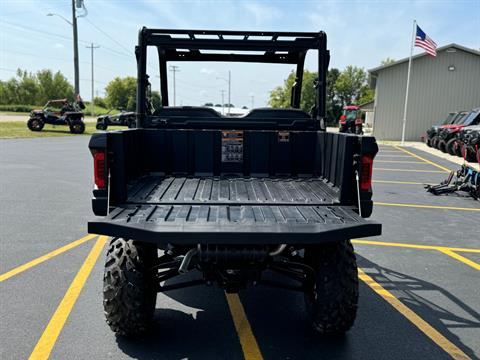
[360,155,373,191]
[93,151,106,188]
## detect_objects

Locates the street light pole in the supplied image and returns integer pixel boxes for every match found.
[86,43,100,116]
[228,70,231,115]
[169,65,179,106]
[71,0,80,96]
[220,90,226,115]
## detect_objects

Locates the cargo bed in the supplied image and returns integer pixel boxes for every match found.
[88,176,381,244]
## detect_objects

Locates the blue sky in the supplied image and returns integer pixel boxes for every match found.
[1,0,479,107]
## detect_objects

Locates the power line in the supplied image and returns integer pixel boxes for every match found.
[83,18,132,56]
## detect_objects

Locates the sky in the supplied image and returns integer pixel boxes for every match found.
[1,0,479,108]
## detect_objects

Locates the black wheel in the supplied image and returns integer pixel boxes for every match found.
[431,136,440,149]
[304,240,358,335]
[438,140,447,153]
[69,120,85,134]
[128,119,136,128]
[103,238,158,337]
[96,122,107,130]
[426,138,432,147]
[446,138,457,156]
[27,117,44,131]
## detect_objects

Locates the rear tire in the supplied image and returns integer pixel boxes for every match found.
[103,238,158,337]
[69,119,85,134]
[27,117,44,131]
[446,138,457,156]
[431,136,440,149]
[438,140,447,153]
[426,138,432,147]
[304,240,358,335]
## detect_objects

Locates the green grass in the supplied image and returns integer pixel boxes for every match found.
[0,121,103,139]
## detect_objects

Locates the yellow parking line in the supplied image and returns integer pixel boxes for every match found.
[439,250,480,271]
[0,234,98,283]
[358,269,470,360]
[352,239,480,253]
[376,155,413,158]
[225,293,264,360]
[29,235,108,360]
[374,168,445,173]
[374,202,480,212]
[375,160,426,164]
[393,146,451,173]
[373,180,429,185]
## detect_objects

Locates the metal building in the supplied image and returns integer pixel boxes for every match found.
[369,44,480,141]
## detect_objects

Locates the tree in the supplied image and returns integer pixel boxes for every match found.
[268,68,343,124]
[333,65,375,108]
[380,57,396,66]
[204,102,214,106]
[36,69,74,104]
[105,76,137,110]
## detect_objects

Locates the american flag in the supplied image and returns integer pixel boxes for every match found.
[415,25,437,57]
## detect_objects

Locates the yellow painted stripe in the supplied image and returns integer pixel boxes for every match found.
[0,234,97,283]
[393,145,451,173]
[358,269,470,360]
[376,155,413,158]
[439,250,480,271]
[29,235,108,360]
[225,293,263,360]
[374,201,480,212]
[375,160,426,164]
[352,239,480,253]
[374,167,445,173]
[373,180,430,185]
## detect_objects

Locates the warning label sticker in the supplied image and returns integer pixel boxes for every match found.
[221,131,243,163]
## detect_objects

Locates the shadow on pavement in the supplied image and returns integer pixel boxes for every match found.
[116,271,244,360]
[358,255,479,359]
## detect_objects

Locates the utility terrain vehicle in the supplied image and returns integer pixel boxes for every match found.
[88,28,382,337]
[27,97,86,134]
[96,109,136,130]
[458,124,480,162]
[339,105,363,135]
[425,111,457,147]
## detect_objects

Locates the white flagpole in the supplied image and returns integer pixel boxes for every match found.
[401,19,416,146]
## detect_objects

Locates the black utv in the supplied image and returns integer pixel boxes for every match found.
[96,109,136,130]
[88,28,382,338]
[27,97,86,134]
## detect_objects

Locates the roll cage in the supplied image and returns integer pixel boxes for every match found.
[135,28,329,129]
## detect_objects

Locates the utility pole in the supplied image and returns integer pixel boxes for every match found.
[72,0,80,96]
[228,70,231,115]
[169,65,180,106]
[220,90,226,115]
[86,43,100,116]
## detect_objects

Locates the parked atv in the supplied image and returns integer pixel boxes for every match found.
[457,124,480,162]
[425,111,457,147]
[27,97,86,134]
[437,108,480,154]
[96,109,136,130]
[339,105,363,135]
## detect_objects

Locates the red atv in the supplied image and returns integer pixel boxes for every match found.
[339,105,363,135]
[437,108,480,155]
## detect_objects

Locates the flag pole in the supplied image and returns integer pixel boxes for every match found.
[401,19,416,146]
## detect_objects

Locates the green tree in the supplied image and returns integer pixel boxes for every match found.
[36,69,74,104]
[334,65,368,106]
[380,57,396,66]
[326,68,342,124]
[268,69,317,112]
[105,76,137,110]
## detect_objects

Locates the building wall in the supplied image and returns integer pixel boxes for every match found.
[372,48,480,141]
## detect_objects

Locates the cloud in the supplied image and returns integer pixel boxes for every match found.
[53,43,64,49]
[200,68,214,75]
[243,3,283,24]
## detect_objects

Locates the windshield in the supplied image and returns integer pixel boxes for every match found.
[453,112,468,124]
[442,112,456,124]
[343,109,358,121]
[462,110,480,126]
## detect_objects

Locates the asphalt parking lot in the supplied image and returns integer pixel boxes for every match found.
[0,137,479,360]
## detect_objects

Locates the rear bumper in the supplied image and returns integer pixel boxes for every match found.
[88,204,381,245]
